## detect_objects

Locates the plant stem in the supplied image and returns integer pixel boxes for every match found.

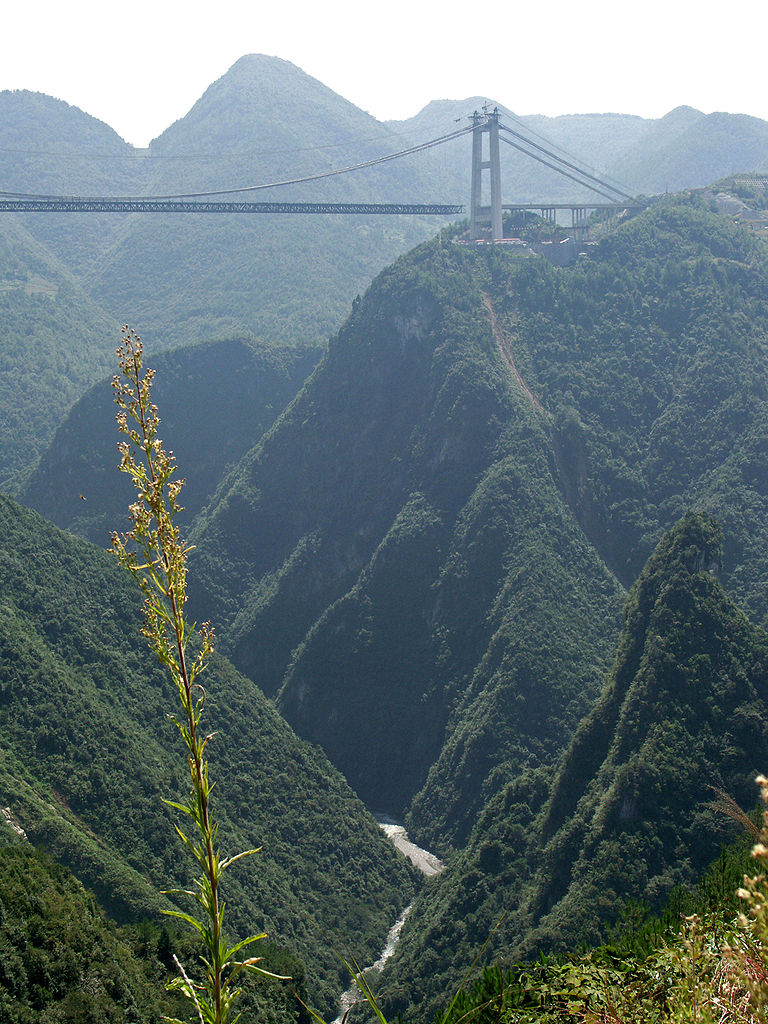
[112,326,274,1024]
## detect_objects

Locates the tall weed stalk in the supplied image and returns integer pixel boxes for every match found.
[111,327,280,1024]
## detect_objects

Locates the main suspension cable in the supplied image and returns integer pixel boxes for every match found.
[499,122,634,201]
[0,125,474,203]
[500,110,633,198]
[499,132,625,202]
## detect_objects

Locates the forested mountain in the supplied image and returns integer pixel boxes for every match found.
[164,195,768,835]
[381,513,768,1020]
[21,335,321,544]
[500,200,768,621]
[185,236,625,825]
[0,218,118,491]
[0,496,414,1018]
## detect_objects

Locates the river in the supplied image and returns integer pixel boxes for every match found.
[332,821,444,1023]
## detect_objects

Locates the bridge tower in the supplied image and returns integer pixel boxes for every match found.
[470,107,503,241]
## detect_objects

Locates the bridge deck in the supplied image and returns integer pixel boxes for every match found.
[0,199,464,216]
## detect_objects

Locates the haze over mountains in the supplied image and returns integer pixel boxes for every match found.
[3,53,768,492]
[4,51,768,1022]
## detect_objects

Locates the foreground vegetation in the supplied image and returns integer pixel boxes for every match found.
[0,840,308,1024]
[433,803,768,1024]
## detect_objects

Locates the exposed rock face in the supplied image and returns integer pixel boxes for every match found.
[2,807,28,841]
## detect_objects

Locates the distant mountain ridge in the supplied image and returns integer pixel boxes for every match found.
[0,55,450,352]
[3,54,768,490]
[2,54,768,354]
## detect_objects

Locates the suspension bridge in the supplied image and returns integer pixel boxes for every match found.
[0,109,639,238]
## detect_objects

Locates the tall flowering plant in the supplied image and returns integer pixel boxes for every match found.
[111,326,281,1024]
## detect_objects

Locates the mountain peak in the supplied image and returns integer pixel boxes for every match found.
[222,52,319,86]
[658,104,705,124]
[153,49,380,151]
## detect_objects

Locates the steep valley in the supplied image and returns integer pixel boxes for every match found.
[5,58,768,1021]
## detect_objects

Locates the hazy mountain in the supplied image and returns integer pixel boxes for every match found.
[0,57,452,351]
[4,55,768,361]
[0,89,144,280]
[86,55,461,349]
[389,101,768,199]
[21,335,320,544]
[387,102,646,202]
[0,217,119,491]
[610,107,768,193]
[5,56,768,496]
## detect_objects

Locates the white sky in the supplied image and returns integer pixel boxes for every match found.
[2,0,767,148]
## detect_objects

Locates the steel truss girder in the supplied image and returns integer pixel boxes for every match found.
[0,199,464,216]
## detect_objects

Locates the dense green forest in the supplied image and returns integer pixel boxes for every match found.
[0,840,311,1024]
[502,199,768,609]
[0,496,415,1018]
[380,513,768,1019]
[184,236,624,825]
[0,842,173,1024]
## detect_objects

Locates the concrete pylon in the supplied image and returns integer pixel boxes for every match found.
[470,107,503,241]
